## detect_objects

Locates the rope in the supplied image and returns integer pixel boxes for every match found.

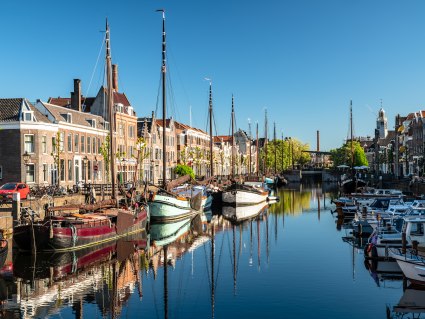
[83,32,106,111]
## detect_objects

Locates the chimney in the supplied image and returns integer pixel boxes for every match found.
[70,79,82,112]
[112,64,119,92]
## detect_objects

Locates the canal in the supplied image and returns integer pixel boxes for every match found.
[0,183,416,318]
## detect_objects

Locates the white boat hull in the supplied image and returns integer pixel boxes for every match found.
[222,202,268,222]
[222,189,268,206]
[149,194,195,221]
[391,249,425,284]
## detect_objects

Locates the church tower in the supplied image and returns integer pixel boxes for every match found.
[377,107,388,139]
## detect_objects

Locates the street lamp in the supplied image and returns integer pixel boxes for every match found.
[83,155,88,185]
[23,151,31,183]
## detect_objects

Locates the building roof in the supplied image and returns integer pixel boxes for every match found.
[0,98,51,123]
[214,135,232,143]
[39,101,106,129]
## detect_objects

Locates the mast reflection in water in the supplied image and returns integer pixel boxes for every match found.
[0,184,416,318]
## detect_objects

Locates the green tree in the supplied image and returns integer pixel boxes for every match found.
[330,141,368,167]
[51,132,63,186]
[99,135,110,182]
[174,164,195,179]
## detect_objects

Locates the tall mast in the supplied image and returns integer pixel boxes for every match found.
[256,122,259,176]
[273,122,277,174]
[231,95,235,178]
[157,9,167,189]
[350,100,354,170]
[248,119,252,176]
[264,109,268,175]
[208,81,214,177]
[106,19,116,200]
[281,132,284,173]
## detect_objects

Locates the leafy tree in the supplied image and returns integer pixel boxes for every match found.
[174,164,195,179]
[330,141,368,167]
[51,132,63,186]
[99,135,110,182]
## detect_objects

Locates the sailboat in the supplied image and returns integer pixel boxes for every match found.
[13,21,149,252]
[148,10,202,221]
[340,100,366,194]
[221,96,269,206]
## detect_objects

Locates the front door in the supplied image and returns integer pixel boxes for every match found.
[75,158,80,184]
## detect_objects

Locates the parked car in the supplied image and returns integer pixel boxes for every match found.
[0,182,30,201]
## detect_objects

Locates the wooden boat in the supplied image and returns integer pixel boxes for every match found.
[13,22,149,253]
[13,201,148,252]
[148,12,201,221]
[221,96,268,206]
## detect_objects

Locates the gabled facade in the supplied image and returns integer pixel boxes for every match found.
[0,98,57,185]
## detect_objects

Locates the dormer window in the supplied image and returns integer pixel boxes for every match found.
[61,113,72,123]
[104,121,110,131]
[87,119,97,128]
[22,111,33,121]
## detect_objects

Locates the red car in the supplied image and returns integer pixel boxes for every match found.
[0,182,30,201]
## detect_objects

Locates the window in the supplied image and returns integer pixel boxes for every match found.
[22,112,33,121]
[59,132,64,152]
[42,136,47,154]
[24,134,35,153]
[411,223,424,236]
[75,134,79,153]
[87,119,96,128]
[60,159,65,181]
[61,113,72,123]
[119,124,124,137]
[26,164,35,183]
[98,138,101,154]
[81,136,85,153]
[128,146,133,158]
[87,137,91,154]
[68,160,73,181]
[52,136,57,153]
[88,160,91,181]
[42,164,48,182]
[92,138,96,154]
[104,122,110,131]
[68,133,72,152]
[129,126,134,138]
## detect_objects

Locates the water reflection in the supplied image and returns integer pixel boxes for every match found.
[3,231,148,318]
[0,183,410,318]
[391,284,425,318]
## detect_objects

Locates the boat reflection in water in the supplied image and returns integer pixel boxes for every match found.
[11,230,148,318]
[391,284,425,318]
[222,201,269,224]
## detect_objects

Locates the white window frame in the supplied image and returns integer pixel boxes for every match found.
[24,134,35,153]
[26,163,35,183]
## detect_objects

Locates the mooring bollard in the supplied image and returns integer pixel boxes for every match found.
[12,192,21,229]
[412,240,419,255]
[402,232,407,254]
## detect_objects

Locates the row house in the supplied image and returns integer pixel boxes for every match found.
[49,69,138,184]
[35,101,108,187]
[0,98,57,185]
[137,115,177,185]
[175,122,211,177]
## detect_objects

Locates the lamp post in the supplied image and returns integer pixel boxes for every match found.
[23,151,31,183]
[83,155,88,185]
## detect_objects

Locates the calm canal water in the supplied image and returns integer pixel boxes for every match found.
[0,183,419,318]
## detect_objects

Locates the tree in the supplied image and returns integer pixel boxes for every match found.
[134,137,150,184]
[330,141,368,167]
[99,135,110,182]
[51,132,63,186]
[174,164,195,179]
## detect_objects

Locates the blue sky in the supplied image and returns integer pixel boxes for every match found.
[2,0,425,150]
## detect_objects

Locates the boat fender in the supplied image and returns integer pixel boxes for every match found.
[49,220,53,239]
[148,191,156,201]
[365,243,373,254]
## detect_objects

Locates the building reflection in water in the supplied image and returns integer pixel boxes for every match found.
[0,184,343,319]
